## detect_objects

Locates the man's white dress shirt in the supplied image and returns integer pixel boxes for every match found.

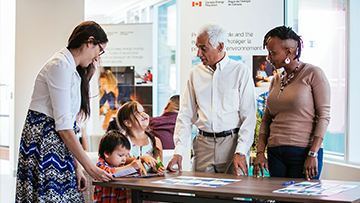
[174,54,256,156]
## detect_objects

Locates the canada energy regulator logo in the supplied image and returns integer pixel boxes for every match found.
[192,1,202,7]
[192,0,251,7]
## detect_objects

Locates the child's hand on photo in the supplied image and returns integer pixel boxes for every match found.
[141,155,157,168]
[130,158,142,169]
[154,166,166,176]
[130,158,147,176]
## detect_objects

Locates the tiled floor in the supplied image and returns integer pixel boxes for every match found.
[0,159,16,202]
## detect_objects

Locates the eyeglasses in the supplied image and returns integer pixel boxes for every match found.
[98,43,105,56]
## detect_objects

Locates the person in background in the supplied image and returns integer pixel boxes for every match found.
[99,69,131,114]
[146,70,153,82]
[140,70,153,82]
[142,73,148,81]
[15,21,113,202]
[93,130,145,203]
[148,95,180,150]
[116,101,166,174]
[167,24,256,176]
[253,25,330,180]
[99,70,117,114]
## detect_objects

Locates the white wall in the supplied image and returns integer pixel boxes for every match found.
[321,161,360,182]
[0,0,15,148]
[12,0,84,174]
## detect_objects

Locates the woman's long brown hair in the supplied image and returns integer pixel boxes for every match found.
[67,21,108,121]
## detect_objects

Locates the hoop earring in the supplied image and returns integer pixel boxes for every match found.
[285,58,290,64]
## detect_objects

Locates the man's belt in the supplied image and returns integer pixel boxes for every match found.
[199,128,239,138]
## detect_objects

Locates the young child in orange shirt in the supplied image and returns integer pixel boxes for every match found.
[93,130,145,203]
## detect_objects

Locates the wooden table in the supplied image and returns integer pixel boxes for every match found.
[93,171,360,203]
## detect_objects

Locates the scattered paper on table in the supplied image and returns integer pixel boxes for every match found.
[113,167,137,178]
[152,176,241,188]
[272,181,358,196]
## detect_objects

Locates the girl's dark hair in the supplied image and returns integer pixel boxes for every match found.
[263,25,303,60]
[98,130,130,159]
[67,21,108,121]
[116,101,161,158]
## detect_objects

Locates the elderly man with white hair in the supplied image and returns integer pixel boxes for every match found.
[167,24,256,176]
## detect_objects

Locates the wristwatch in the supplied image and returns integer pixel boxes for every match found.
[308,151,318,157]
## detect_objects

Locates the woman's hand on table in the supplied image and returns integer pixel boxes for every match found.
[253,153,268,178]
[87,165,113,182]
[75,167,87,191]
[303,156,318,180]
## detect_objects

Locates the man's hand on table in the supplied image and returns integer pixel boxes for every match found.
[166,154,183,172]
[233,153,248,176]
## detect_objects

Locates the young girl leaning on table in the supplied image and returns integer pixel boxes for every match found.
[93,130,145,203]
[116,101,166,175]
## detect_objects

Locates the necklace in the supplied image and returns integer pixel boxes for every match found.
[277,65,299,99]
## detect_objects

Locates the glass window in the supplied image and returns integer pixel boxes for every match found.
[348,0,360,165]
[130,10,140,23]
[156,0,177,116]
[141,8,148,22]
[286,0,346,159]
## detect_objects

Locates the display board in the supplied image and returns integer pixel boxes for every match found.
[180,0,284,93]
[99,23,153,132]
[179,0,284,163]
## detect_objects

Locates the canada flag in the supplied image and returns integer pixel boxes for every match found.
[192,1,202,7]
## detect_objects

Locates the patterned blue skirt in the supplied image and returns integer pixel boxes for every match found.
[15,110,84,203]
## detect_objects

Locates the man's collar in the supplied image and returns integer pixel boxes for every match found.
[216,53,229,71]
[205,53,229,72]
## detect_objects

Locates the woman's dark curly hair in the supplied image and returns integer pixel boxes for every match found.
[263,25,303,60]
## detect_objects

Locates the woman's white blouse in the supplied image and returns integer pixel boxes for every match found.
[29,47,81,131]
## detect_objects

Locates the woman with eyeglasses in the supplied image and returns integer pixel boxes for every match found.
[15,21,113,203]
